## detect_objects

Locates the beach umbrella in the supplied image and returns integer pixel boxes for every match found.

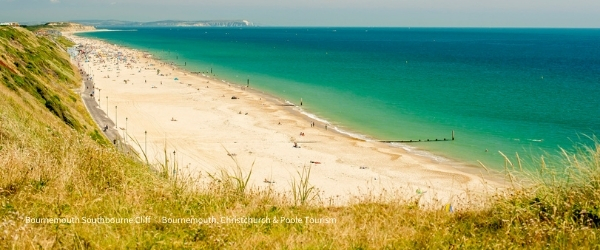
[174,77,179,80]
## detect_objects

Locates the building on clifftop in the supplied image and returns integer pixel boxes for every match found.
[0,22,20,27]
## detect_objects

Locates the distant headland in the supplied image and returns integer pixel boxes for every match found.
[70,19,255,27]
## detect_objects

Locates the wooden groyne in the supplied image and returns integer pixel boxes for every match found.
[380,131,455,143]
[380,138,452,143]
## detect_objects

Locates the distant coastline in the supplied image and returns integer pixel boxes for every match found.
[71,19,255,28]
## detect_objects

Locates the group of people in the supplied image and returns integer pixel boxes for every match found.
[310,121,327,130]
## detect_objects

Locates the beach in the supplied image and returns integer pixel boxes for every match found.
[67,33,503,206]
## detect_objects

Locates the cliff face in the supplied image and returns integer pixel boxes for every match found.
[44,22,97,32]
[0,26,96,133]
[0,26,144,248]
[56,23,96,32]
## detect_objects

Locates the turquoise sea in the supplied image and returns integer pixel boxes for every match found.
[78,28,600,170]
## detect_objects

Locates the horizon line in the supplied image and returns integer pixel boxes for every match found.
[9,20,600,29]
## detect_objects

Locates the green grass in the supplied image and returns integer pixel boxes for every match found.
[0,27,87,132]
[24,23,75,33]
[290,165,319,206]
[2,26,600,249]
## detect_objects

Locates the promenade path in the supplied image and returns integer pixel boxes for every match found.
[79,72,137,156]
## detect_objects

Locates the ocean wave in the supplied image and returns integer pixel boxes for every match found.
[391,143,450,163]
[330,126,370,141]
[527,139,544,142]
[296,107,328,124]
[293,107,370,141]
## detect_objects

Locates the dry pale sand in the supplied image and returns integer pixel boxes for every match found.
[68,33,505,207]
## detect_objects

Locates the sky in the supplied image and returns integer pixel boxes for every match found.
[1,0,599,27]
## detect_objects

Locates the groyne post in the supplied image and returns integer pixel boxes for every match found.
[379,131,456,143]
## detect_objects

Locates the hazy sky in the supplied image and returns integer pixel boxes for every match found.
[1,0,599,27]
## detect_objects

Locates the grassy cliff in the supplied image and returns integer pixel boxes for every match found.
[1,26,600,249]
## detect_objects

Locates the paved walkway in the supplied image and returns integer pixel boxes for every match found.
[80,72,136,155]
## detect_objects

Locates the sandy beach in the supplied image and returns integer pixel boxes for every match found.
[67,33,504,206]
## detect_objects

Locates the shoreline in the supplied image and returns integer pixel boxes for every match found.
[67,32,505,206]
[70,29,488,170]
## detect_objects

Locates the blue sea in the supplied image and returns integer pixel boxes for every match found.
[78,27,600,170]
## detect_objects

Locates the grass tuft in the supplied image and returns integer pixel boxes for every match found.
[290,165,319,206]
